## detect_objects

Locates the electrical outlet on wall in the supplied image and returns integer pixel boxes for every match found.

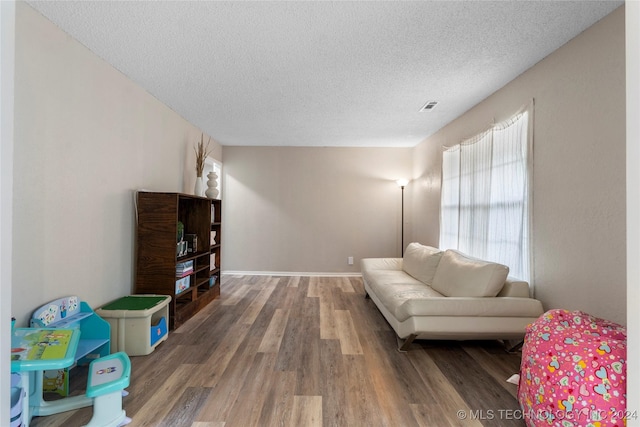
[348,256,354,265]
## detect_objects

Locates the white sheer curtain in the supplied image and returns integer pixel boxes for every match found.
[440,105,532,283]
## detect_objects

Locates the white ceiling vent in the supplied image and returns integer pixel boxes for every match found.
[419,101,438,112]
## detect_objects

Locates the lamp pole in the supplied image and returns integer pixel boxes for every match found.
[396,179,409,256]
[400,184,405,255]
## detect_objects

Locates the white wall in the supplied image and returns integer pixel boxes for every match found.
[410,134,442,248]
[222,146,412,273]
[11,3,222,326]
[412,6,626,325]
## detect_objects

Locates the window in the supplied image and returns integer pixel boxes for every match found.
[439,105,532,282]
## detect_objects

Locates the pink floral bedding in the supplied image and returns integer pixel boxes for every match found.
[518,309,629,426]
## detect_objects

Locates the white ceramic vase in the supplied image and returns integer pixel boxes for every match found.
[206,171,219,199]
[194,175,204,197]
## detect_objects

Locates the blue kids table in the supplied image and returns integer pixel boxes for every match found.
[11,327,94,426]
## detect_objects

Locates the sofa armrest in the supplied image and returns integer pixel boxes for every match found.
[361,258,403,272]
[497,277,531,298]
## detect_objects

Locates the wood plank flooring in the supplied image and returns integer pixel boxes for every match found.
[31,275,526,427]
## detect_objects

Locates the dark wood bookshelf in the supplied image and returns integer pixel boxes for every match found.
[135,191,221,329]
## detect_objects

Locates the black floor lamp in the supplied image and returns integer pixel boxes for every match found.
[396,179,409,256]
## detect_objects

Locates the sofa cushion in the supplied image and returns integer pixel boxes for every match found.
[430,250,508,297]
[402,243,443,285]
[371,282,445,318]
[365,270,425,294]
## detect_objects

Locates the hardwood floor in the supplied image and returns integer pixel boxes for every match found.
[31,275,526,427]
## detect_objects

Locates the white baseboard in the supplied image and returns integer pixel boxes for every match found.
[222,270,362,277]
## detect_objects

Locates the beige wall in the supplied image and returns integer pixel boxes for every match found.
[222,146,412,273]
[412,6,626,325]
[11,3,222,325]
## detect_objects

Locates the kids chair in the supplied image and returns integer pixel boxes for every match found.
[84,352,132,427]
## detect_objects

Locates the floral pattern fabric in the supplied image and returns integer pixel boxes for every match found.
[518,309,627,427]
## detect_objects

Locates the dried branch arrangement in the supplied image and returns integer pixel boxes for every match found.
[194,133,213,177]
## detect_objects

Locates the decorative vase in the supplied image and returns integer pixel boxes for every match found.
[194,175,204,197]
[205,171,219,199]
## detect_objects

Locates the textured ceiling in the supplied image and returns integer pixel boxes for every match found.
[27,1,622,147]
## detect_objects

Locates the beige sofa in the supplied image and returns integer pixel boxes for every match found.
[361,243,544,351]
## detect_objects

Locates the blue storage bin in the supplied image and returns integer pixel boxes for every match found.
[150,317,167,347]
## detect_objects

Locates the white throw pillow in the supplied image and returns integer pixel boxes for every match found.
[430,249,509,297]
[402,243,443,285]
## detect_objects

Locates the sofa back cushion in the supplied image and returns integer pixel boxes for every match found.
[402,243,443,284]
[431,249,509,297]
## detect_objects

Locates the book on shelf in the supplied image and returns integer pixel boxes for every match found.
[185,234,198,253]
[176,260,194,277]
[176,269,193,278]
[177,260,193,269]
[176,240,188,257]
[175,276,190,293]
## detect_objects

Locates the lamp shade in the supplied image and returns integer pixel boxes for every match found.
[396,179,409,188]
